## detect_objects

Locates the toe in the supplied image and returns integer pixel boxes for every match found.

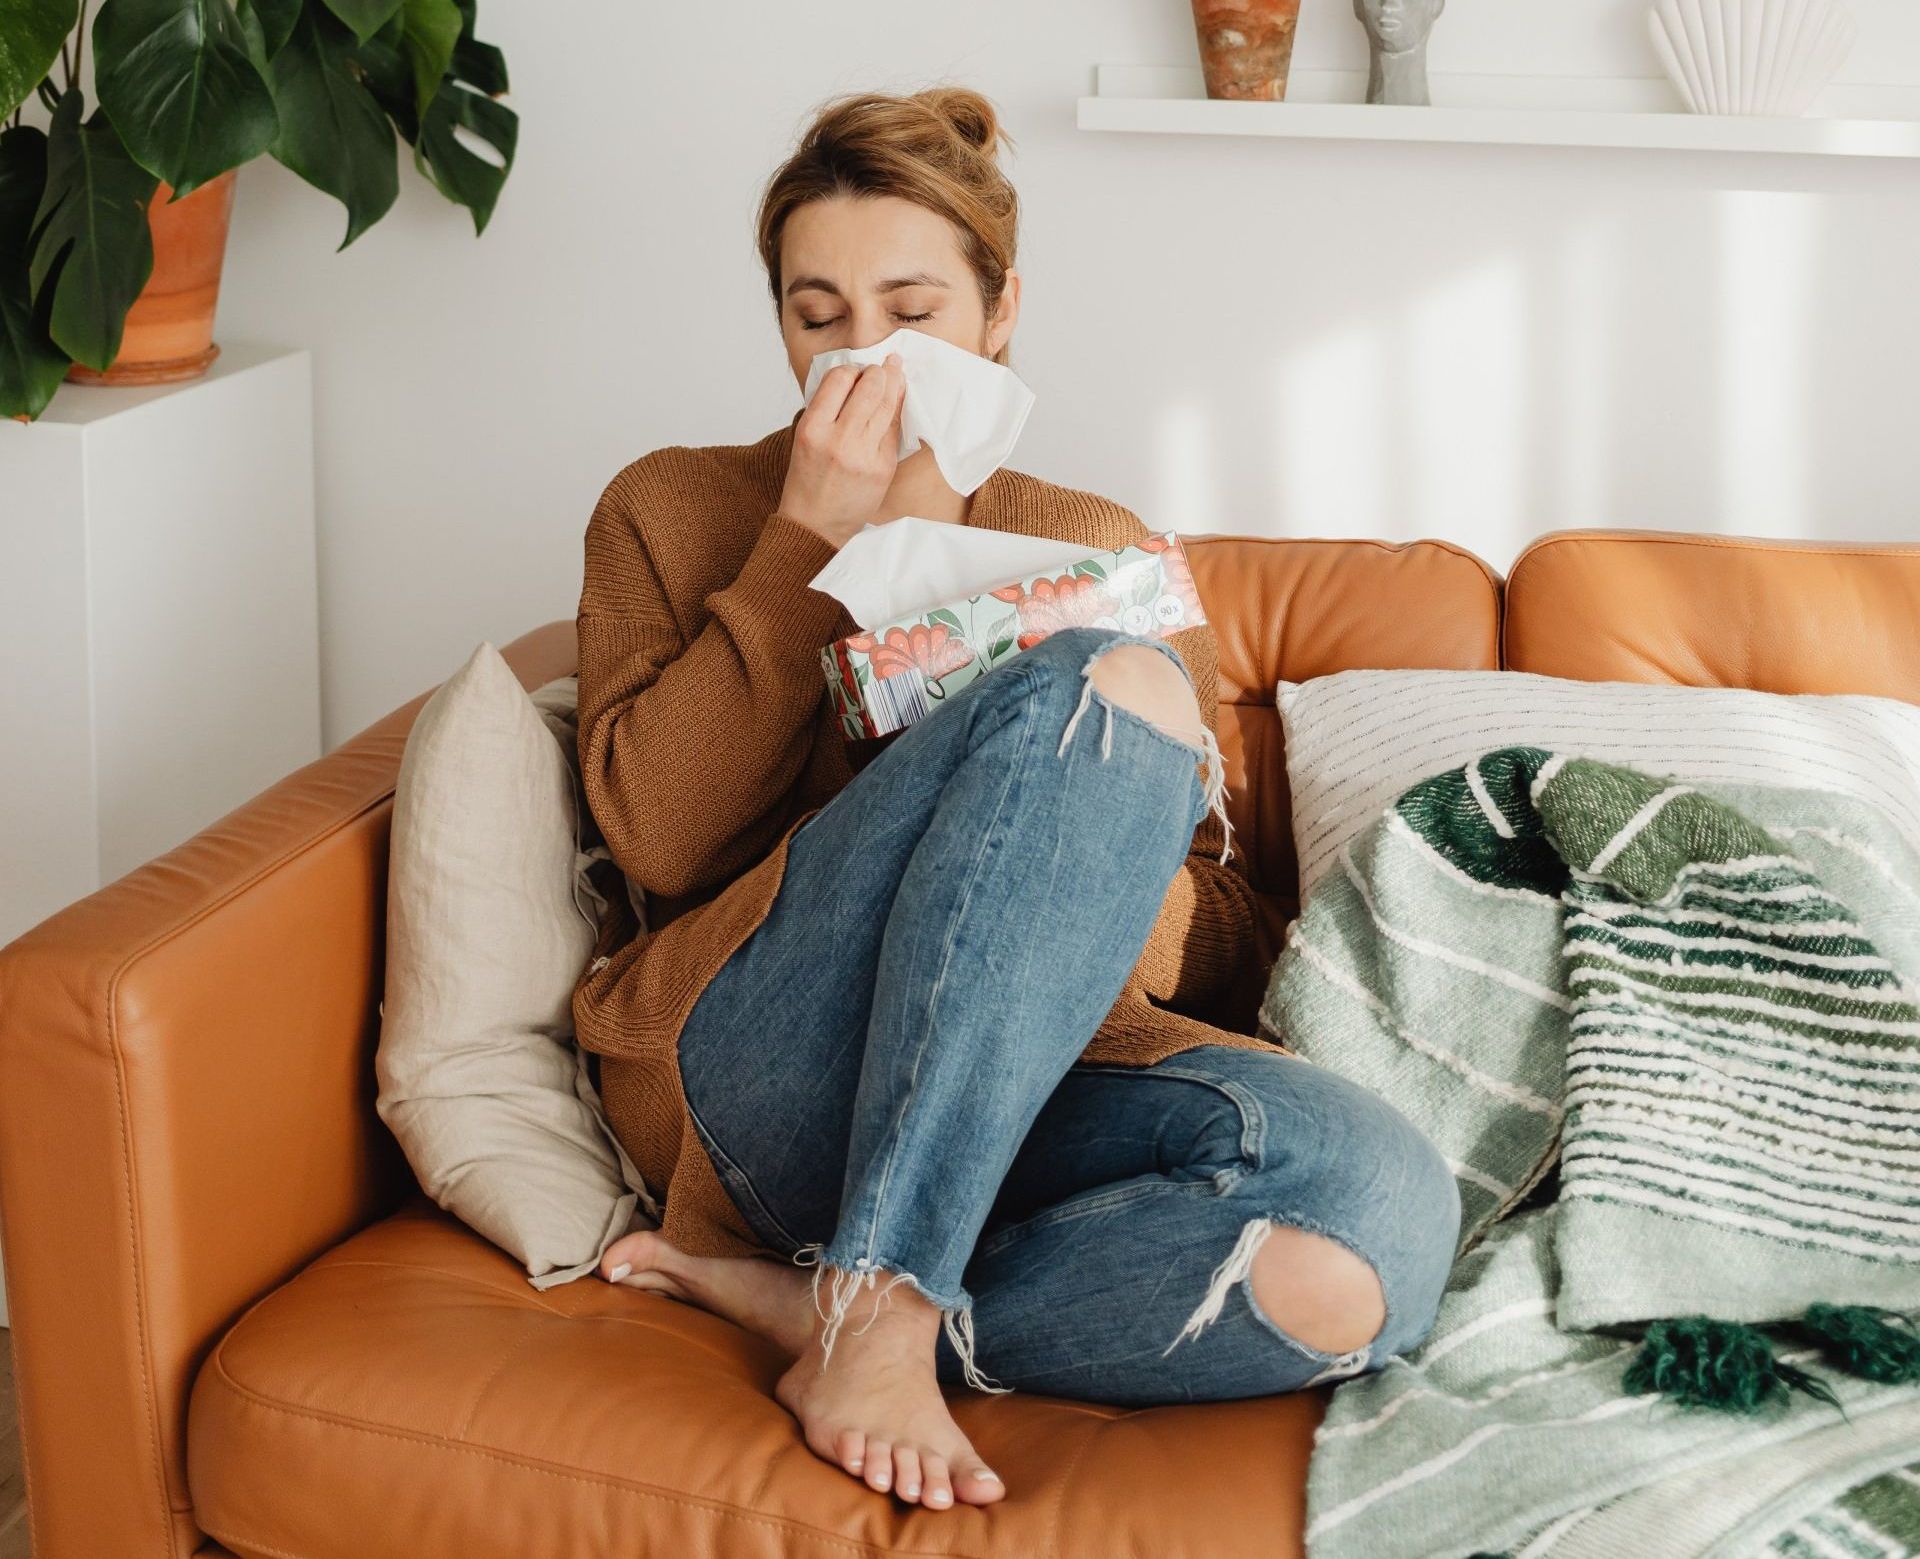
[893,1447,922,1504]
[921,1454,953,1510]
[834,1428,865,1477]
[598,1231,652,1282]
[863,1440,893,1493]
[954,1463,1005,1506]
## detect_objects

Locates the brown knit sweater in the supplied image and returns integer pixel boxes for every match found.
[571,411,1284,1261]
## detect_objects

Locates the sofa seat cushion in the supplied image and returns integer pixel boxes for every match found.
[187,1195,1324,1559]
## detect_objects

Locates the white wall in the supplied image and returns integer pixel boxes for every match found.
[208,0,1920,750]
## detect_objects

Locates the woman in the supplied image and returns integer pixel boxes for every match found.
[571,86,1460,1514]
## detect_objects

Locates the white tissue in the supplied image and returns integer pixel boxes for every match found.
[807,517,1092,631]
[799,325,1036,497]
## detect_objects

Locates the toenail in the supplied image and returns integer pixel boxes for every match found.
[929,1490,951,1505]
[974,1468,1000,1482]
[607,1263,631,1282]
[903,1484,919,1497]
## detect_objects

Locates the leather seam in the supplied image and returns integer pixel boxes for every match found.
[451,1326,549,1442]
[1514,530,1920,568]
[203,1347,979,1559]
[307,1258,573,1313]
[88,765,431,1553]
[1043,1421,1104,1559]
[106,942,178,1552]
[1186,530,1503,582]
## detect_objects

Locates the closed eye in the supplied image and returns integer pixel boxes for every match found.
[801,312,935,332]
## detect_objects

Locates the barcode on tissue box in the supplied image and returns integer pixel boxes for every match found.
[864,670,932,735]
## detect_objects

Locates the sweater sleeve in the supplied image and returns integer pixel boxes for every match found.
[1091,507,1263,1035]
[1121,617,1263,1029]
[575,454,849,899]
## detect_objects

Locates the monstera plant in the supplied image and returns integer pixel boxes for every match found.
[0,0,516,419]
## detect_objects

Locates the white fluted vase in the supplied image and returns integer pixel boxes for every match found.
[1648,0,1857,117]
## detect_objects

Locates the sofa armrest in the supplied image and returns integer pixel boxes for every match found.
[0,621,576,1559]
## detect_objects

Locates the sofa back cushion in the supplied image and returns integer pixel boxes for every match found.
[1506,531,1920,699]
[1185,536,1502,966]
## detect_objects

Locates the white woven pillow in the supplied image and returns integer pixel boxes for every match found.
[376,641,657,1289]
[1279,667,1920,901]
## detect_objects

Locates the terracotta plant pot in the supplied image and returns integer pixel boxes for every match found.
[1189,0,1304,100]
[66,169,237,387]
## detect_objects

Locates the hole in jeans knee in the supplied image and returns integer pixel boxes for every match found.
[1085,642,1206,752]
[1054,634,1239,867]
[1248,1224,1387,1357]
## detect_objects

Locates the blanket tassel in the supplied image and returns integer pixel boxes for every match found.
[1624,1317,1841,1415]
[1790,1305,1920,1386]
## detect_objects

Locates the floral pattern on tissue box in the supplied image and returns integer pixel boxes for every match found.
[822,532,1208,739]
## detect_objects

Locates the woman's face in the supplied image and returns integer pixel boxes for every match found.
[778,193,1019,393]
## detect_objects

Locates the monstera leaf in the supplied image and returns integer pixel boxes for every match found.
[355,0,511,233]
[349,0,455,136]
[265,4,396,247]
[28,89,158,370]
[414,76,512,234]
[449,0,503,95]
[0,0,78,120]
[93,0,280,195]
[396,0,458,116]
[0,124,70,418]
[317,0,397,43]
[235,0,300,63]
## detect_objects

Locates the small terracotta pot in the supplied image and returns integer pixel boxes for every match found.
[1189,0,1304,101]
[66,169,237,386]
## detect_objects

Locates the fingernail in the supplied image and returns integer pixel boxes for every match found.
[608,1263,631,1282]
[974,1468,1000,1482]
[903,1484,919,1497]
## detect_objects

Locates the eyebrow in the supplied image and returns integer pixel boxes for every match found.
[784,271,951,300]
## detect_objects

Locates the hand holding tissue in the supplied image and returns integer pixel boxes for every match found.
[811,522,1209,739]
[799,326,1204,740]
[800,326,1036,498]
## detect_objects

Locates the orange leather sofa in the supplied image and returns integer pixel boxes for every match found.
[3,528,1917,1559]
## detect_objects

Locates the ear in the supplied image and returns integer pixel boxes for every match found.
[986,268,1021,357]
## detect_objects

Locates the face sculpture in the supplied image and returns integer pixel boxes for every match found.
[1354,0,1445,53]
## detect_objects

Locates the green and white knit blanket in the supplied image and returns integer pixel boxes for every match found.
[1260,747,1920,1559]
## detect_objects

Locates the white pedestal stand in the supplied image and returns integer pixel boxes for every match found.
[0,343,321,1327]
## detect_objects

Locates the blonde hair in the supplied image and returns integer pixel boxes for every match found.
[755,86,1019,366]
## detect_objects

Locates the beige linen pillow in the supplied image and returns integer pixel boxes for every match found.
[376,640,658,1289]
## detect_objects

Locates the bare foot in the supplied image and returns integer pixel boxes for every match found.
[774,1280,1006,1512]
[597,1230,814,1357]
[599,1235,1005,1512]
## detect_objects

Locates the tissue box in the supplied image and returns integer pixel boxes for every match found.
[822,531,1208,739]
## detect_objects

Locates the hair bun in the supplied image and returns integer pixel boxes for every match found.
[919,86,1004,157]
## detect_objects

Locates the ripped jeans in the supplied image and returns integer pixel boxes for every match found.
[677,625,1461,1406]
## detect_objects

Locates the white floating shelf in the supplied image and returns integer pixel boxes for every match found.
[1080,64,1920,160]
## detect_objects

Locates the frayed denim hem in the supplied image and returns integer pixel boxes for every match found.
[791,1242,1013,1396]
[1056,633,1238,866]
